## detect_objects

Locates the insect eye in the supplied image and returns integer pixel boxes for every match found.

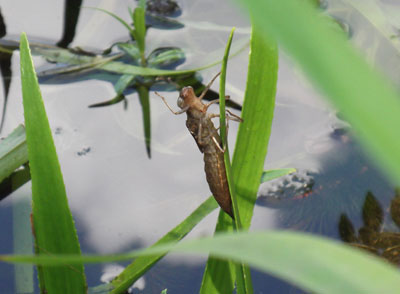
[177,97,184,108]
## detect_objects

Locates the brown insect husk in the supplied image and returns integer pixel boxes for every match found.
[156,73,241,219]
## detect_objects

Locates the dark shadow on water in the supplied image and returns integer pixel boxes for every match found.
[0,8,11,134]
[57,0,83,48]
[339,189,400,265]
[0,203,16,293]
[257,129,394,239]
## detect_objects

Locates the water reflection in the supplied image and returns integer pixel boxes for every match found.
[57,0,83,48]
[0,8,11,133]
[339,190,400,265]
[258,128,393,237]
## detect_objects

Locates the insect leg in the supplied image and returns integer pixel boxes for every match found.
[226,109,243,122]
[223,110,243,143]
[204,100,219,110]
[198,72,221,101]
[155,91,188,115]
[204,95,230,111]
[208,113,220,119]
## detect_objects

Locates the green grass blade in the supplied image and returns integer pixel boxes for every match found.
[110,196,218,293]
[34,45,243,77]
[201,24,278,293]
[200,214,236,294]
[235,0,400,184]
[231,24,278,228]
[220,29,241,225]
[200,29,239,294]
[19,33,86,293]
[260,168,296,183]
[137,85,151,158]
[133,5,146,65]
[0,125,28,183]
[221,28,252,294]
[4,231,400,294]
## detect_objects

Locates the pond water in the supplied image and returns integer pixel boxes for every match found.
[0,0,399,293]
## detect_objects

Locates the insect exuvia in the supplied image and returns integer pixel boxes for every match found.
[155,72,242,218]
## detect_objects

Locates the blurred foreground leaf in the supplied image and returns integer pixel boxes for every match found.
[235,0,400,184]
[3,231,400,294]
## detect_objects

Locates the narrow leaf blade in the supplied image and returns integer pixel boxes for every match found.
[20,33,86,293]
[133,5,146,62]
[231,25,278,228]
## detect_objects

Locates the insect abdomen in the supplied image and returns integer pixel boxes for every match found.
[186,114,234,218]
[203,134,233,219]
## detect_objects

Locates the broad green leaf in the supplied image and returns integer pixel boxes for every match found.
[20,33,86,293]
[234,0,400,184]
[110,196,218,293]
[0,125,28,183]
[4,231,400,294]
[260,168,296,183]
